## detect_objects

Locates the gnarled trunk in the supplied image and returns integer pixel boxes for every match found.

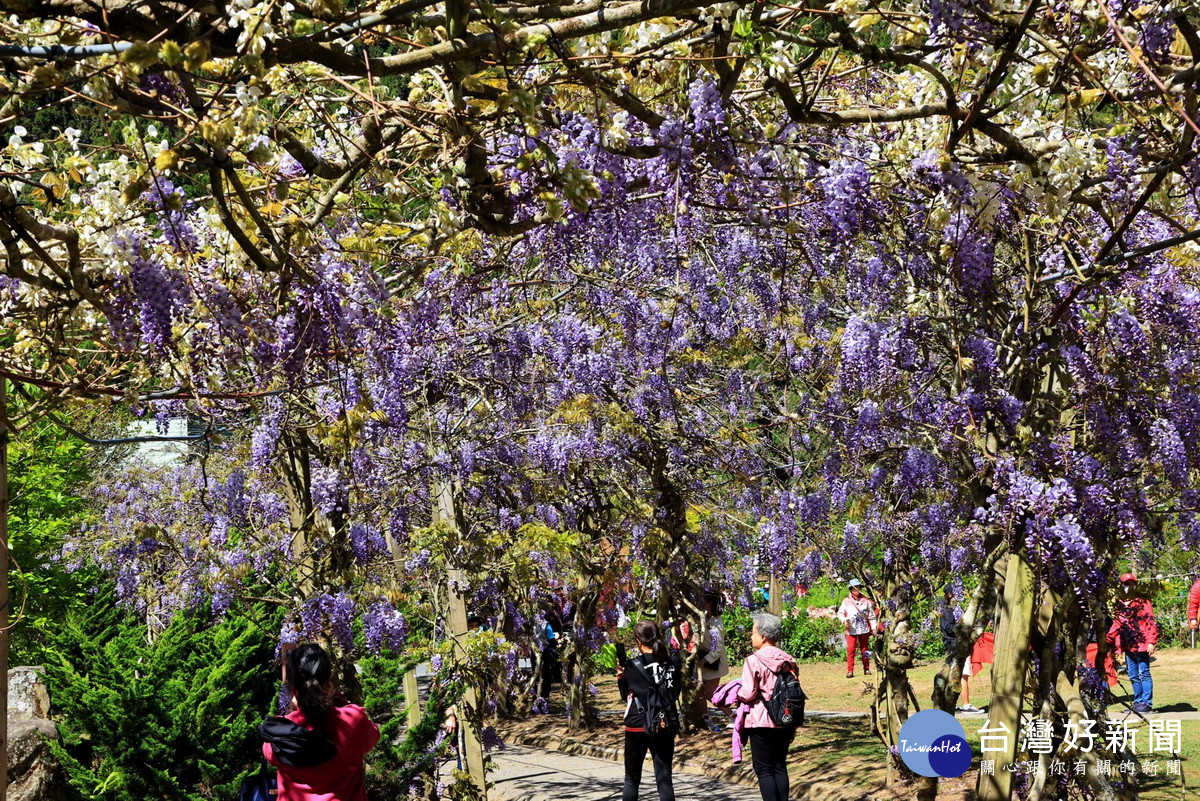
[977,553,1036,801]
[564,584,601,729]
[873,543,935,799]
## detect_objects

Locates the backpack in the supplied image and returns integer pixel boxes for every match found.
[237,761,276,801]
[629,658,680,736]
[765,662,807,728]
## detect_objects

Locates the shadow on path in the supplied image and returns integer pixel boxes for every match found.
[488,745,761,801]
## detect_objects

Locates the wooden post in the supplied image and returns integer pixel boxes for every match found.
[977,553,1036,801]
[435,483,487,797]
[403,669,422,728]
[768,573,783,617]
[0,380,10,799]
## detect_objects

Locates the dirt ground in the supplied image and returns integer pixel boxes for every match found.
[494,649,1200,800]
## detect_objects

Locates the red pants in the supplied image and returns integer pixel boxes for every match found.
[846,633,871,673]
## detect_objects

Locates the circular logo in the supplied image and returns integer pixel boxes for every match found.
[897,710,972,778]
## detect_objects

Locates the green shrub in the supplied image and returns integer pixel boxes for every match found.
[723,603,843,662]
[360,652,460,799]
[593,643,618,671]
[722,604,754,663]
[780,612,843,660]
[1147,579,1192,649]
[5,401,101,665]
[43,592,281,801]
[789,580,843,610]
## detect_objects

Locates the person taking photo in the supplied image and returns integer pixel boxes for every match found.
[260,643,380,801]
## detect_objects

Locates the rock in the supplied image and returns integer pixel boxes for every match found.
[7,668,50,720]
[6,668,69,801]
[7,718,67,801]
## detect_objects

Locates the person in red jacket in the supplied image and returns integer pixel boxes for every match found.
[1107,574,1158,714]
[1187,576,1200,633]
[260,643,380,801]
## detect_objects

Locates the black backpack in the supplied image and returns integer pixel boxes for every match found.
[766,663,807,727]
[629,658,681,736]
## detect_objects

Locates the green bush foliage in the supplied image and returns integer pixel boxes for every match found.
[360,652,460,799]
[722,603,843,662]
[5,396,101,665]
[43,592,281,801]
[780,612,843,660]
[1145,579,1193,649]
[722,604,754,662]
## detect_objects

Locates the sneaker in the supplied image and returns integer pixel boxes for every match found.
[1133,703,1153,714]
[863,668,872,675]
[958,704,983,714]
[846,672,855,679]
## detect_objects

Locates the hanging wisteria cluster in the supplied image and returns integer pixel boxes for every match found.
[4,0,1200,791]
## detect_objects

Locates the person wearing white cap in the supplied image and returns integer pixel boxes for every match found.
[837,579,878,678]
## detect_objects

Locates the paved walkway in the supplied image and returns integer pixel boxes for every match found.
[489,745,762,801]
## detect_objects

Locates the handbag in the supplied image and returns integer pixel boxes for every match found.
[237,760,276,801]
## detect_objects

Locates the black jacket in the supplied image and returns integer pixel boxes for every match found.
[940,608,958,654]
[618,653,681,731]
[258,716,338,767]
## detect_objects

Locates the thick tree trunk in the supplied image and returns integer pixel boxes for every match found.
[874,546,934,799]
[281,431,316,596]
[931,546,1005,714]
[436,483,487,797]
[279,430,361,700]
[977,553,1036,801]
[565,585,600,729]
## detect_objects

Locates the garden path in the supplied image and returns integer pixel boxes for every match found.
[488,744,761,801]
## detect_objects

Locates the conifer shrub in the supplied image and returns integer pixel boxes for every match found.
[41,592,280,800]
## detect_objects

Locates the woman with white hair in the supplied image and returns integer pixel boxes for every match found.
[736,613,797,801]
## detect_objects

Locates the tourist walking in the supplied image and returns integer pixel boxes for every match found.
[958,627,993,714]
[737,613,798,801]
[260,643,380,801]
[618,621,681,801]
[939,592,989,714]
[838,579,878,678]
[1108,573,1158,713]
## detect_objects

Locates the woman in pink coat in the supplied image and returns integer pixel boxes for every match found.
[260,644,380,801]
[737,613,796,801]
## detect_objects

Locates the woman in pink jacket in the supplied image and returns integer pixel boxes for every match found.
[260,644,381,801]
[1107,574,1158,714]
[737,613,796,801]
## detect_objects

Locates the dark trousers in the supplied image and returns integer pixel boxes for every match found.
[748,727,793,801]
[538,645,559,698]
[623,731,676,801]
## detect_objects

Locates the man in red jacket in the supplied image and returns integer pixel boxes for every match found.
[1107,574,1157,714]
[1187,576,1200,633]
